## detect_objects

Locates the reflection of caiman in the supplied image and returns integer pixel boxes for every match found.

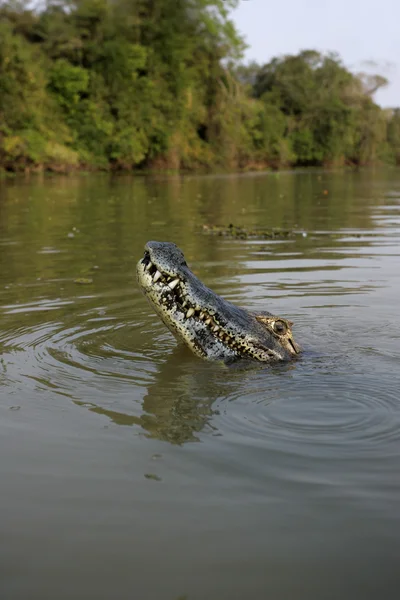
[137,241,301,363]
[75,346,219,444]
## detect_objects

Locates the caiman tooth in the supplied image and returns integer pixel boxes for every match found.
[168,278,180,290]
[213,325,219,332]
[218,331,224,339]
[205,318,212,326]
[186,308,195,318]
[145,261,153,271]
[199,312,206,320]
[153,270,162,283]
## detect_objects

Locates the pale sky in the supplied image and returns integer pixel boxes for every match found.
[232,0,400,108]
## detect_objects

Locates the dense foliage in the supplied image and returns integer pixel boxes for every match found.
[0,0,399,172]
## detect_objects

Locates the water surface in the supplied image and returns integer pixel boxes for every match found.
[1,169,400,599]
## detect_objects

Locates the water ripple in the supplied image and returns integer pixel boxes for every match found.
[213,368,400,456]
[0,295,159,413]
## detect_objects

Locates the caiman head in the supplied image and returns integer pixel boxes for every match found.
[136,241,301,363]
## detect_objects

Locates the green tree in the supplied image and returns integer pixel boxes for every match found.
[0,1,398,172]
[0,19,77,169]
[387,109,400,164]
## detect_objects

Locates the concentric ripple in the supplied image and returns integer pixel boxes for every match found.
[0,291,168,427]
[211,363,400,459]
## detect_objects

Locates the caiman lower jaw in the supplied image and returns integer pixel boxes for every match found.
[138,252,280,360]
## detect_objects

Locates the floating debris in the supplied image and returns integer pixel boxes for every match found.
[144,473,162,482]
[202,223,298,240]
[74,277,93,285]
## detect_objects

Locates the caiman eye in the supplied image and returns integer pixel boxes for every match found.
[273,320,287,335]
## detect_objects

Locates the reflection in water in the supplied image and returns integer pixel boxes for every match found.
[75,347,221,444]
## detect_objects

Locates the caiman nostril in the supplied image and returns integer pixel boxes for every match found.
[142,251,151,268]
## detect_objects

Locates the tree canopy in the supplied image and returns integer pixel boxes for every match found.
[0,0,399,172]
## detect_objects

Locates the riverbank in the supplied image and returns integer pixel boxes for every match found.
[1,160,398,179]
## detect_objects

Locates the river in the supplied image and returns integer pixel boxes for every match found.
[0,169,399,599]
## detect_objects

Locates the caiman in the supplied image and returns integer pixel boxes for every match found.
[137,241,301,363]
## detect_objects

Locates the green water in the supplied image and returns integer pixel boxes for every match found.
[1,169,400,599]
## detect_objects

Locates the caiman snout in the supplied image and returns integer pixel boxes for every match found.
[137,241,301,363]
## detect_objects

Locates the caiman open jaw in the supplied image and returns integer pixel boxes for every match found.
[136,241,301,363]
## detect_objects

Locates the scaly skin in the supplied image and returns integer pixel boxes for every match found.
[137,241,301,363]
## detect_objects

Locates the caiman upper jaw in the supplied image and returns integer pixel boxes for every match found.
[137,242,301,363]
[138,252,258,357]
